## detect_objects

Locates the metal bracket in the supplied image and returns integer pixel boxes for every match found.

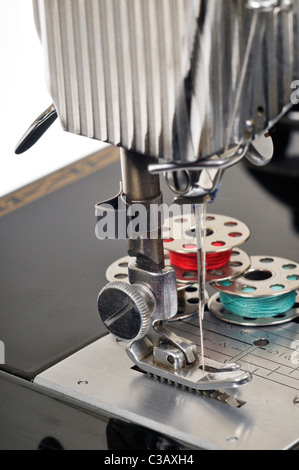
[128,258,178,322]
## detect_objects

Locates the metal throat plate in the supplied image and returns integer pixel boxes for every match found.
[34,312,299,450]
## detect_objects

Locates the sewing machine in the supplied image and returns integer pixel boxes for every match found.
[2,0,299,450]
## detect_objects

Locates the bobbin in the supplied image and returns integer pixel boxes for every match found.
[163,213,251,283]
[209,255,299,326]
[105,255,208,322]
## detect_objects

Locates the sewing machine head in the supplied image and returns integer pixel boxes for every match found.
[17,0,299,392]
[30,0,296,199]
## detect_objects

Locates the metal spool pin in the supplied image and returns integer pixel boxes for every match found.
[209,256,299,326]
[163,214,251,283]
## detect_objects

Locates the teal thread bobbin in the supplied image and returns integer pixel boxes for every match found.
[209,256,299,326]
[219,291,296,318]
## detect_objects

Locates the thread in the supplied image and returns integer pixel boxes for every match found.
[169,250,233,272]
[220,291,297,318]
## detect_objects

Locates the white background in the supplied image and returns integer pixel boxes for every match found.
[0,0,107,197]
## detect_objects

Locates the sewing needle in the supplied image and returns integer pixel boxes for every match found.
[195,203,206,370]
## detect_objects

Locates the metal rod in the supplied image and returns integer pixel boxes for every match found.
[195,203,206,370]
[120,149,165,273]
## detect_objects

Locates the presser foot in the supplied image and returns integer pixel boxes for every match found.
[127,335,252,393]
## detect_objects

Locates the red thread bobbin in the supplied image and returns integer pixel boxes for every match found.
[163,213,251,283]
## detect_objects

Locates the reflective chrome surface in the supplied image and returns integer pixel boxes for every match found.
[127,332,252,391]
[212,256,299,297]
[163,213,251,254]
[33,0,299,164]
[34,314,299,450]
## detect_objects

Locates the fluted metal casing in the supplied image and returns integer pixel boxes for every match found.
[33,0,299,163]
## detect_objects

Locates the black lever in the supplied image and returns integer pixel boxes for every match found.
[15,104,58,154]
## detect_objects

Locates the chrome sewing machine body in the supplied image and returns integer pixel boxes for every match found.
[8,0,299,450]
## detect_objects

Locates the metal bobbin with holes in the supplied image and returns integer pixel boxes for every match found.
[163,213,251,283]
[209,256,299,326]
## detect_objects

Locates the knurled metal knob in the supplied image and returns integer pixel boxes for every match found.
[97,281,153,341]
